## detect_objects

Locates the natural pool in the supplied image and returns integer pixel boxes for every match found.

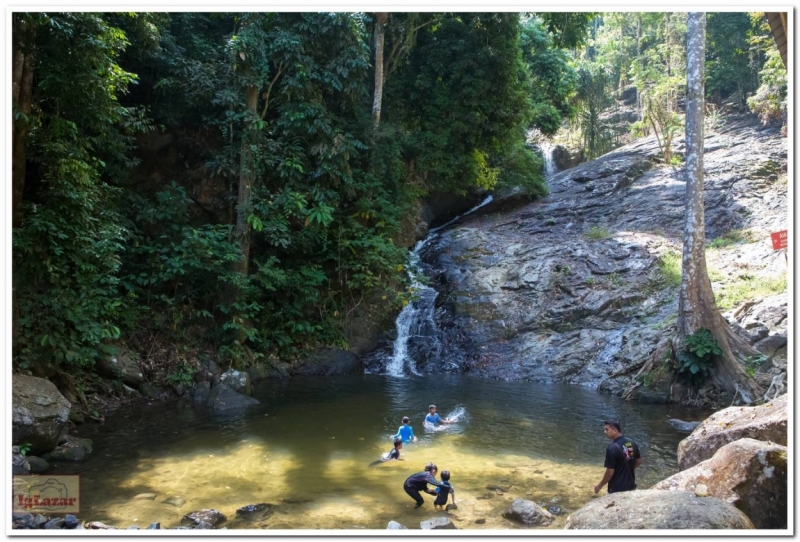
[56,374,709,530]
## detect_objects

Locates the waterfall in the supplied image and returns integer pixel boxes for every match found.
[384,196,494,377]
[538,141,558,179]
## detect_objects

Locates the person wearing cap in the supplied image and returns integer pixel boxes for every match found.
[594,420,642,494]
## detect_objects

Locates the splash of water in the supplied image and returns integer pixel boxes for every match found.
[422,405,470,432]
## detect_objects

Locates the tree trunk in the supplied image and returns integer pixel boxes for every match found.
[235,84,259,278]
[13,16,34,230]
[635,14,642,121]
[678,12,761,403]
[372,12,388,126]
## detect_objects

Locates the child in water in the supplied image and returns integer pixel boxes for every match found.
[425,405,455,427]
[433,470,456,510]
[392,416,418,443]
[369,438,404,467]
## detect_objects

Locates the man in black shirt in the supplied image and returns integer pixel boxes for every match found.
[594,420,642,494]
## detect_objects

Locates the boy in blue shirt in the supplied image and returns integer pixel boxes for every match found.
[425,405,455,427]
[392,416,418,443]
[433,470,456,510]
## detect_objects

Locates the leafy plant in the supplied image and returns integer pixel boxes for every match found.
[165,362,195,388]
[677,328,722,387]
[18,443,32,457]
[584,225,611,240]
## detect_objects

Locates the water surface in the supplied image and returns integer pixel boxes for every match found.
[57,375,708,530]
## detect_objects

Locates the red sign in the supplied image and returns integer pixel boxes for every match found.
[771,230,788,250]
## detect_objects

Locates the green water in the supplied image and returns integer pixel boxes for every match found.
[56,375,707,530]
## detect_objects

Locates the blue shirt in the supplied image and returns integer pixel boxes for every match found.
[393,425,415,442]
[425,413,442,426]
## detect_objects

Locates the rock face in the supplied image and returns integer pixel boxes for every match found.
[552,145,585,171]
[291,347,360,376]
[207,383,260,412]
[44,435,93,462]
[677,394,787,470]
[653,438,787,529]
[564,489,754,529]
[362,114,787,396]
[502,498,554,527]
[13,375,72,455]
[95,349,144,387]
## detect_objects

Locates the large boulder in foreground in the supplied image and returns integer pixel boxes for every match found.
[678,394,787,471]
[653,438,787,529]
[502,498,554,527]
[564,490,754,530]
[291,347,360,376]
[12,375,71,455]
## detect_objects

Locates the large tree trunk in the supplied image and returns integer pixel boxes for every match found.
[371,12,388,126]
[678,12,761,403]
[13,16,34,230]
[235,84,259,278]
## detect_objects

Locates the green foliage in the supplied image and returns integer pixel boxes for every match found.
[714,273,786,312]
[574,63,614,159]
[747,48,787,126]
[708,228,756,249]
[677,328,721,387]
[706,13,763,106]
[495,144,549,197]
[18,443,32,457]
[165,362,195,388]
[657,250,682,288]
[584,225,611,240]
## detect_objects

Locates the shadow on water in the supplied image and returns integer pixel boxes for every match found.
[55,375,710,529]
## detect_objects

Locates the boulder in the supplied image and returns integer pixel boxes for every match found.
[667,419,701,432]
[95,349,144,387]
[291,347,361,376]
[64,515,79,529]
[193,381,211,406]
[620,85,638,105]
[420,517,457,530]
[678,394,787,470]
[26,456,50,474]
[652,438,787,529]
[44,518,65,529]
[564,489,754,529]
[44,435,93,462]
[208,383,260,412]
[219,369,251,396]
[387,521,407,529]
[552,145,584,171]
[502,498,554,527]
[182,509,226,527]
[235,503,274,521]
[12,375,71,455]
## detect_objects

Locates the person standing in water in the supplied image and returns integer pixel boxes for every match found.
[594,420,642,494]
[425,405,455,427]
[403,462,448,508]
[392,416,418,443]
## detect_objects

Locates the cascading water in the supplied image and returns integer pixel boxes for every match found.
[538,141,558,179]
[384,196,494,377]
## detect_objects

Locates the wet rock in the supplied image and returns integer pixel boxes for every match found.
[133,492,158,501]
[182,509,226,527]
[564,489,754,529]
[44,518,64,529]
[420,517,457,530]
[546,505,562,515]
[127,525,140,530]
[281,497,314,504]
[12,512,33,529]
[220,369,252,396]
[13,375,71,455]
[95,348,145,387]
[69,410,85,424]
[502,498,554,527]
[653,438,787,529]
[486,484,511,492]
[193,381,211,406]
[678,394,787,470]
[64,515,79,529]
[31,514,48,529]
[474,518,486,525]
[146,522,161,530]
[139,383,163,400]
[208,383,260,412]
[13,448,30,475]
[446,504,458,511]
[44,435,93,462]
[667,419,701,432]
[236,503,274,521]
[163,496,186,507]
[26,455,49,474]
[387,520,407,529]
[193,521,214,529]
[291,347,361,376]
[552,145,585,171]
[86,521,119,529]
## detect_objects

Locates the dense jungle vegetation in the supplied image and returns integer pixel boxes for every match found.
[12,12,786,382]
